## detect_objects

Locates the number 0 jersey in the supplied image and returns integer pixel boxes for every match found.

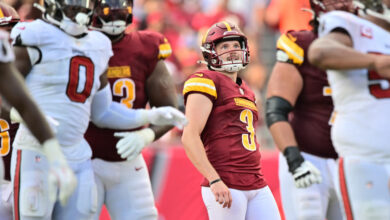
[183,70,266,190]
[10,20,113,161]
[276,30,337,159]
[84,30,172,161]
[319,11,390,162]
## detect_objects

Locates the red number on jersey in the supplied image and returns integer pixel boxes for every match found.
[66,56,95,103]
[368,70,390,99]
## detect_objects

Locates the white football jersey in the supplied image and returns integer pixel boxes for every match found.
[319,11,390,162]
[0,30,14,63]
[10,20,113,161]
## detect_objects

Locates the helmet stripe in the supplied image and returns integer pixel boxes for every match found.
[202,27,211,44]
[0,9,4,18]
[222,21,232,31]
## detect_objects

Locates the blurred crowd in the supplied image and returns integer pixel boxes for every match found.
[4,0,314,148]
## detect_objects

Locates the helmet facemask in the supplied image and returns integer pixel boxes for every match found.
[91,0,133,36]
[40,0,94,36]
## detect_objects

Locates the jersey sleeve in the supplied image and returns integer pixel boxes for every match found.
[11,21,40,46]
[318,11,359,38]
[276,31,304,66]
[0,30,14,62]
[183,73,218,103]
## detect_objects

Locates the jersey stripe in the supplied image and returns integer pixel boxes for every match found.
[158,43,172,59]
[339,158,354,220]
[183,77,217,98]
[107,66,131,78]
[234,98,258,111]
[276,34,304,65]
[13,150,22,220]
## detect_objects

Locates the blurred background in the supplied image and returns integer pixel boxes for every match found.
[3,0,314,219]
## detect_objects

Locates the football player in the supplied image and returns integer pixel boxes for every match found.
[308,0,390,219]
[0,2,77,220]
[266,1,353,219]
[181,21,281,220]
[84,0,178,219]
[9,0,187,219]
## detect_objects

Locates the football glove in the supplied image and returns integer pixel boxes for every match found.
[42,138,77,206]
[114,128,155,162]
[283,146,322,188]
[141,107,187,129]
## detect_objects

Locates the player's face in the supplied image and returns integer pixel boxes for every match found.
[215,40,243,63]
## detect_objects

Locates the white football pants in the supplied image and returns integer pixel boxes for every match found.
[91,155,157,220]
[201,185,281,220]
[279,152,343,220]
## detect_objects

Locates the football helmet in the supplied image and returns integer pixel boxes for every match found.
[91,0,133,36]
[310,0,353,16]
[354,0,390,23]
[0,2,20,30]
[200,21,249,73]
[38,0,94,36]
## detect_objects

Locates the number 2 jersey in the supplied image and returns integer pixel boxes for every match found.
[10,19,113,161]
[183,70,266,190]
[85,30,172,161]
[319,11,390,162]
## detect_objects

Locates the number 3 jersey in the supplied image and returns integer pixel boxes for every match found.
[85,30,171,161]
[319,11,390,162]
[10,20,113,160]
[183,70,266,190]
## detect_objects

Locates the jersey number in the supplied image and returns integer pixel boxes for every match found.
[240,109,256,151]
[0,119,10,156]
[113,78,136,108]
[368,70,390,99]
[66,56,94,103]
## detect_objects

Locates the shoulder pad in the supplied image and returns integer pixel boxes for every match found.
[183,72,217,99]
[276,32,304,65]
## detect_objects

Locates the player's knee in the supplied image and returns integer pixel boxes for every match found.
[19,185,48,217]
[355,200,390,220]
[296,192,323,220]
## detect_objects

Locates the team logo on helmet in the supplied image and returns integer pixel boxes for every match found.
[199,21,250,73]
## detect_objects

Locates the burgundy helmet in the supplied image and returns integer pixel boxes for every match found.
[200,21,249,72]
[0,2,20,29]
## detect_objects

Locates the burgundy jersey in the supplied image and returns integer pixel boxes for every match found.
[84,31,172,161]
[183,70,266,190]
[276,30,337,159]
[0,119,18,181]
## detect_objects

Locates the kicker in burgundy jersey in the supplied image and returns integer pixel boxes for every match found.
[276,30,337,159]
[84,30,172,161]
[183,70,266,190]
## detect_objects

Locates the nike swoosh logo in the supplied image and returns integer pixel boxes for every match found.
[135,166,143,171]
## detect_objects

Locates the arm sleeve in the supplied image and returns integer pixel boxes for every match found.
[90,85,149,129]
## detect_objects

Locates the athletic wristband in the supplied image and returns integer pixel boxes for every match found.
[209,178,222,186]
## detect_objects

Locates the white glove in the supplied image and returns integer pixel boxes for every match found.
[114,128,155,161]
[292,160,322,188]
[42,138,77,206]
[142,107,188,129]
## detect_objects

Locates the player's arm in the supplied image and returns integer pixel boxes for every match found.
[146,60,178,139]
[12,46,33,77]
[91,71,186,130]
[181,93,232,208]
[114,60,179,161]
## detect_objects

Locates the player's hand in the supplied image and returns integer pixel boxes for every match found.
[146,107,188,129]
[284,147,322,188]
[373,55,390,78]
[114,128,155,161]
[210,180,232,208]
[42,138,77,206]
